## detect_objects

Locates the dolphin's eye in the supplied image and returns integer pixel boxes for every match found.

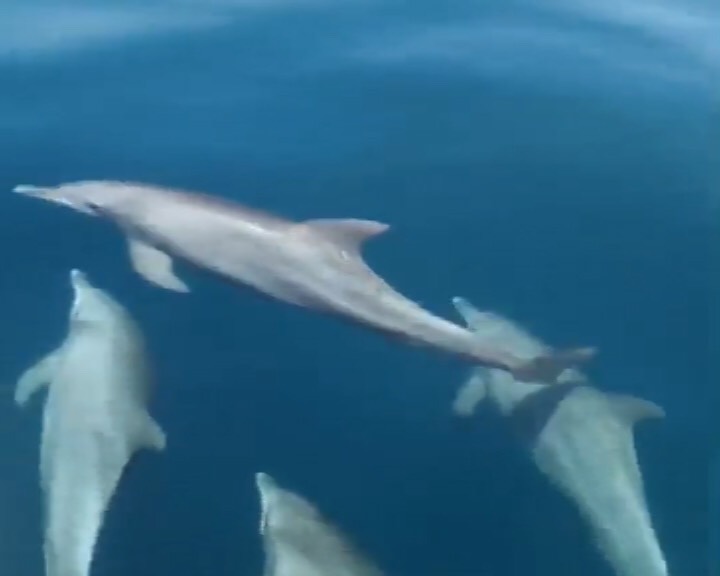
[84,201,102,214]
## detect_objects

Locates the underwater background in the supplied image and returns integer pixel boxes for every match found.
[0,1,716,575]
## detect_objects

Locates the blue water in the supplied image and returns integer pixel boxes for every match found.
[0,2,716,575]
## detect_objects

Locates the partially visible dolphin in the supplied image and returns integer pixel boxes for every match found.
[451,297,669,576]
[15,269,166,576]
[13,180,594,383]
[256,472,384,576]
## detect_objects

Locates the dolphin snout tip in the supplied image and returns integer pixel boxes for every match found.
[255,472,276,492]
[69,269,88,288]
[13,184,44,195]
[451,296,470,308]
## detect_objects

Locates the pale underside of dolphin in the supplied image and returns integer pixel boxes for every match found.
[451,297,669,576]
[12,180,595,384]
[15,269,166,576]
[255,472,384,576]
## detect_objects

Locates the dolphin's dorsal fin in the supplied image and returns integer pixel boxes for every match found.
[303,218,389,253]
[127,236,190,293]
[607,393,665,425]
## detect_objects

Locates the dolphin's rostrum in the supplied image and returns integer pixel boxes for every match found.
[13,180,594,383]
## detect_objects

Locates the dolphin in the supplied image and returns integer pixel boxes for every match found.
[15,269,166,576]
[13,180,594,384]
[451,297,669,576]
[255,472,384,576]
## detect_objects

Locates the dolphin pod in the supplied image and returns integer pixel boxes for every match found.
[451,296,669,576]
[6,180,676,576]
[14,270,166,576]
[12,180,595,384]
[256,472,384,576]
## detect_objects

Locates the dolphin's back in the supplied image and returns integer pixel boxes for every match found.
[41,333,131,576]
[266,523,383,576]
[261,480,383,576]
[124,181,291,229]
[530,387,668,576]
[39,283,164,576]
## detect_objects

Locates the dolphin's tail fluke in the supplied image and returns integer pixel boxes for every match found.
[511,347,596,384]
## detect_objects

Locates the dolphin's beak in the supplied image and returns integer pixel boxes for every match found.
[12,184,97,216]
[70,269,87,287]
[255,472,278,494]
[256,472,274,489]
[256,472,276,534]
[256,472,278,502]
[69,269,90,307]
[13,184,50,197]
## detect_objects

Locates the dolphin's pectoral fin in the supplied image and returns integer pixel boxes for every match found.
[452,296,486,330]
[607,394,665,425]
[14,349,60,407]
[127,237,190,293]
[511,347,597,384]
[452,369,490,417]
[302,218,390,254]
[556,367,589,385]
[138,416,167,452]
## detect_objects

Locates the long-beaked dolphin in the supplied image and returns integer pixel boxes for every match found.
[451,296,669,576]
[13,180,594,383]
[256,472,384,576]
[15,269,166,576]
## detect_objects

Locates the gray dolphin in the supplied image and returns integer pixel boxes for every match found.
[451,297,669,576]
[13,180,594,383]
[256,472,384,576]
[15,270,166,576]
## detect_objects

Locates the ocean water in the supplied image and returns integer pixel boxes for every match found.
[0,2,716,575]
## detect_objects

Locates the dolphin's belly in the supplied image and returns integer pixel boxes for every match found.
[150,218,337,307]
[143,209,394,314]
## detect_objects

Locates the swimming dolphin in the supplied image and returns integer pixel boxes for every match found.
[13,180,594,384]
[15,269,166,576]
[451,297,669,576]
[256,472,384,576]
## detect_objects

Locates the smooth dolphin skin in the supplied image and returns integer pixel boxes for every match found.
[13,180,594,384]
[15,270,166,576]
[256,472,384,576]
[451,297,669,576]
